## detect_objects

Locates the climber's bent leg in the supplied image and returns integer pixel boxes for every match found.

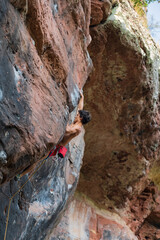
[14,145,67,180]
[48,145,67,158]
[20,162,38,178]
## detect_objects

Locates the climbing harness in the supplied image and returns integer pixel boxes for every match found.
[3,145,66,240]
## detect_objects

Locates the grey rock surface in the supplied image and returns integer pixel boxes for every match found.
[0,130,84,240]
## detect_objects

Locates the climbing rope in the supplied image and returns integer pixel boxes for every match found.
[3,150,54,240]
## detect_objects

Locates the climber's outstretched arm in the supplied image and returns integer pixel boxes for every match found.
[77,91,84,111]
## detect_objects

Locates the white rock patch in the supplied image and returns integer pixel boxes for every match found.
[0,89,3,101]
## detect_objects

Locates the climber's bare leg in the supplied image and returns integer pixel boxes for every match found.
[19,162,38,178]
[19,150,51,178]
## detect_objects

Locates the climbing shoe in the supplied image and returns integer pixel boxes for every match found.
[14,174,21,181]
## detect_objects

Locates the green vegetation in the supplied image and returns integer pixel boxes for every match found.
[130,0,159,18]
[146,0,159,3]
[132,0,159,7]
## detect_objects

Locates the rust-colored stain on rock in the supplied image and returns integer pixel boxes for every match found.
[51,196,137,239]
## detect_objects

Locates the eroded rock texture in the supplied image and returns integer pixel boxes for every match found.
[126,184,160,239]
[76,0,160,239]
[51,195,137,240]
[79,0,160,207]
[0,0,91,239]
[1,0,160,239]
[38,1,160,239]
[0,0,91,183]
[0,129,85,240]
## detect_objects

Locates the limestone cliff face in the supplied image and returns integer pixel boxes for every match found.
[0,0,160,240]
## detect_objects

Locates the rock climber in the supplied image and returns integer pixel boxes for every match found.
[15,91,91,180]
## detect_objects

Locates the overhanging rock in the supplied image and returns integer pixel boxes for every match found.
[78,0,160,215]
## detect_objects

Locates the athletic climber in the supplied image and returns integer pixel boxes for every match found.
[15,91,91,180]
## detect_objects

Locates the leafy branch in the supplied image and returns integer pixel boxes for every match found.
[132,0,159,7]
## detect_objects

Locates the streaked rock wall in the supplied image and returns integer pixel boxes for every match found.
[0,0,91,184]
[0,0,91,239]
[1,0,160,239]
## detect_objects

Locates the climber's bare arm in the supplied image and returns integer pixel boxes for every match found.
[77,91,84,111]
[59,90,84,146]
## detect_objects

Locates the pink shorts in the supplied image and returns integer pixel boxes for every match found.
[48,145,67,158]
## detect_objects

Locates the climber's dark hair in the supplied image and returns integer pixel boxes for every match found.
[79,110,91,125]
